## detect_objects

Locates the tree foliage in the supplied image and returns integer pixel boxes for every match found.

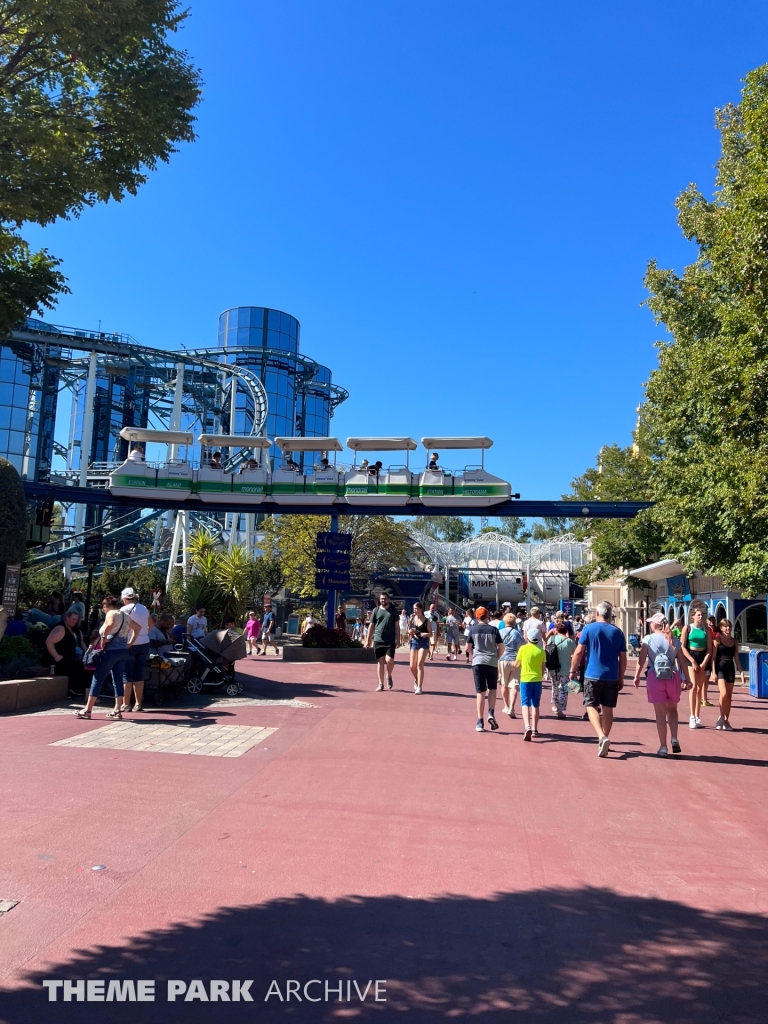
[261,515,412,598]
[641,64,768,595]
[0,0,201,333]
[0,456,28,565]
[410,516,474,543]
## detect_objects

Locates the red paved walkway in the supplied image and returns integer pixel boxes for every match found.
[1,652,767,1023]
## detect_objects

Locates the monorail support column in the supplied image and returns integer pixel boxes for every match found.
[166,364,185,530]
[165,512,182,590]
[74,351,97,537]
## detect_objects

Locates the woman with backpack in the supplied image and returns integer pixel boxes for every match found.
[632,612,684,756]
[546,621,576,718]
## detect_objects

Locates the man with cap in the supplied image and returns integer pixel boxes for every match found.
[119,587,151,713]
[465,606,504,732]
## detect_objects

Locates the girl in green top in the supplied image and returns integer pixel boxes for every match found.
[680,606,713,729]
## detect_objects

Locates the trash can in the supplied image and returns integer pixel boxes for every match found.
[748,649,768,698]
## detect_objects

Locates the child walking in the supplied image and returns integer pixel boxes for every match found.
[243,611,261,655]
[514,627,547,741]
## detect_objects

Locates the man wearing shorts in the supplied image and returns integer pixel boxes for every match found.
[466,607,503,732]
[119,587,150,713]
[569,600,627,758]
[499,612,524,717]
[366,592,400,691]
[632,612,682,757]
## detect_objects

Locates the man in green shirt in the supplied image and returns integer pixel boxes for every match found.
[365,591,401,691]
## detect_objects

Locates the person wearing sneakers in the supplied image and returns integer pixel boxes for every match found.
[713,618,745,730]
[514,626,547,740]
[466,607,504,732]
[366,591,400,691]
[499,612,524,718]
[569,600,627,758]
[632,612,683,756]
[119,587,151,713]
[680,604,713,729]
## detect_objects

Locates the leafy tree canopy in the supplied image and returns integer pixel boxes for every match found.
[0,456,28,564]
[0,0,201,333]
[261,515,412,598]
[408,516,474,543]
[641,64,768,595]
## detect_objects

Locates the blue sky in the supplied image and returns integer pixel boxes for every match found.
[26,0,768,502]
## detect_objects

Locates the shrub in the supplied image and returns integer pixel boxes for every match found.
[0,457,27,566]
[0,635,36,665]
[302,625,362,649]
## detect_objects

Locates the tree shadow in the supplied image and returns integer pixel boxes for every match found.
[238,674,358,701]
[3,887,767,1023]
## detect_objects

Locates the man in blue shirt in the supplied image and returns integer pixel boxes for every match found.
[569,600,627,758]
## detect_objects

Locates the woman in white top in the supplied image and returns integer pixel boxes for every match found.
[398,608,409,647]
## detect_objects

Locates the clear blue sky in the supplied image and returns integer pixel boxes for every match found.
[25,0,768,501]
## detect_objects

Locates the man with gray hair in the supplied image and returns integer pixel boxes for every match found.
[569,600,627,757]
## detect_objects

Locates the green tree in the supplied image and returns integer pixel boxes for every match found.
[563,445,670,585]
[410,516,474,543]
[261,515,412,597]
[642,64,768,594]
[0,0,201,332]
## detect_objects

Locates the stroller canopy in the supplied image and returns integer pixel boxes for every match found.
[201,629,248,664]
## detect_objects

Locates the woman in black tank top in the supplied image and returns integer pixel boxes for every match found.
[712,619,744,730]
[45,611,85,694]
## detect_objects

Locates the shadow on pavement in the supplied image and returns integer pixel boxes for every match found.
[2,887,766,1023]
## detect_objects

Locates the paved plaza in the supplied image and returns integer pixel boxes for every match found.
[1,653,767,1023]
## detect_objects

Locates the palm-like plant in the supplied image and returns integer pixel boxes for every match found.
[214,544,254,621]
[188,528,218,567]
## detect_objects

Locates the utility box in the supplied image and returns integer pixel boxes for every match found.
[748,649,768,698]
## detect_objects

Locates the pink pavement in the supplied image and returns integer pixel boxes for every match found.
[1,652,768,1023]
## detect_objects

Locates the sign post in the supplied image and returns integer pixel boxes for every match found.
[82,534,102,628]
[0,563,21,618]
[316,520,351,627]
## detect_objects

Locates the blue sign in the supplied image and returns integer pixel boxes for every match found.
[82,534,103,565]
[316,531,351,551]
[315,571,351,590]
[315,551,351,571]
[666,574,691,601]
[559,599,574,616]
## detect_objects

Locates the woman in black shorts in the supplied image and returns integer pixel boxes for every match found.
[681,606,713,729]
[408,602,431,695]
[713,618,745,730]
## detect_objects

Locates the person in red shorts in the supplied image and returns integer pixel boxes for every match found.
[632,611,684,757]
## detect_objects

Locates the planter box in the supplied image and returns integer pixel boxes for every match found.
[0,675,68,713]
[282,646,375,663]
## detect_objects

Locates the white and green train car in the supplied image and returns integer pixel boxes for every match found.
[110,428,196,500]
[270,437,344,505]
[418,437,511,507]
[344,437,418,506]
[197,435,271,504]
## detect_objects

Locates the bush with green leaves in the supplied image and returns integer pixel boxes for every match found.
[0,457,27,567]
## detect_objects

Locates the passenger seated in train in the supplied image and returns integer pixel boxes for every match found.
[318,457,330,471]
[284,456,300,472]
[209,451,222,468]
[239,458,259,473]
[127,445,145,462]
[428,453,439,470]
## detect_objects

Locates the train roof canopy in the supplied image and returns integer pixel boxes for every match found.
[119,427,194,445]
[274,436,344,452]
[198,434,272,448]
[346,437,418,451]
[421,436,493,450]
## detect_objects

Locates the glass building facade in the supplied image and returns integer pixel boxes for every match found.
[71,364,152,471]
[217,306,337,463]
[0,341,59,480]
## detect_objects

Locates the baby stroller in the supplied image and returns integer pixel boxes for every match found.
[628,633,641,657]
[185,629,248,697]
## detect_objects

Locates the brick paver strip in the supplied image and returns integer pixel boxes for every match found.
[50,722,276,757]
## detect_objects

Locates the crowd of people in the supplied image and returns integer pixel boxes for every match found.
[361,594,748,757]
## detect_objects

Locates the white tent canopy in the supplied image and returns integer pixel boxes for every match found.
[120,427,193,445]
[421,437,493,450]
[346,437,418,451]
[198,434,272,448]
[274,436,344,452]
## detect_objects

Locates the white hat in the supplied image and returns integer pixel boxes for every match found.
[526,627,541,642]
[121,587,137,600]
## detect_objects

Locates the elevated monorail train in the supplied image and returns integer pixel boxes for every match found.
[109,431,513,506]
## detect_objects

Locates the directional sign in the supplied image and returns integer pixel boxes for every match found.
[315,551,351,571]
[315,571,351,590]
[82,534,103,565]
[316,531,351,551]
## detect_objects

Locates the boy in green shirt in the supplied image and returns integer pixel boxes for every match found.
[514,627,547,741]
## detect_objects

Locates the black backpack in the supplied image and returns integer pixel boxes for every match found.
[545,638,562,673]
